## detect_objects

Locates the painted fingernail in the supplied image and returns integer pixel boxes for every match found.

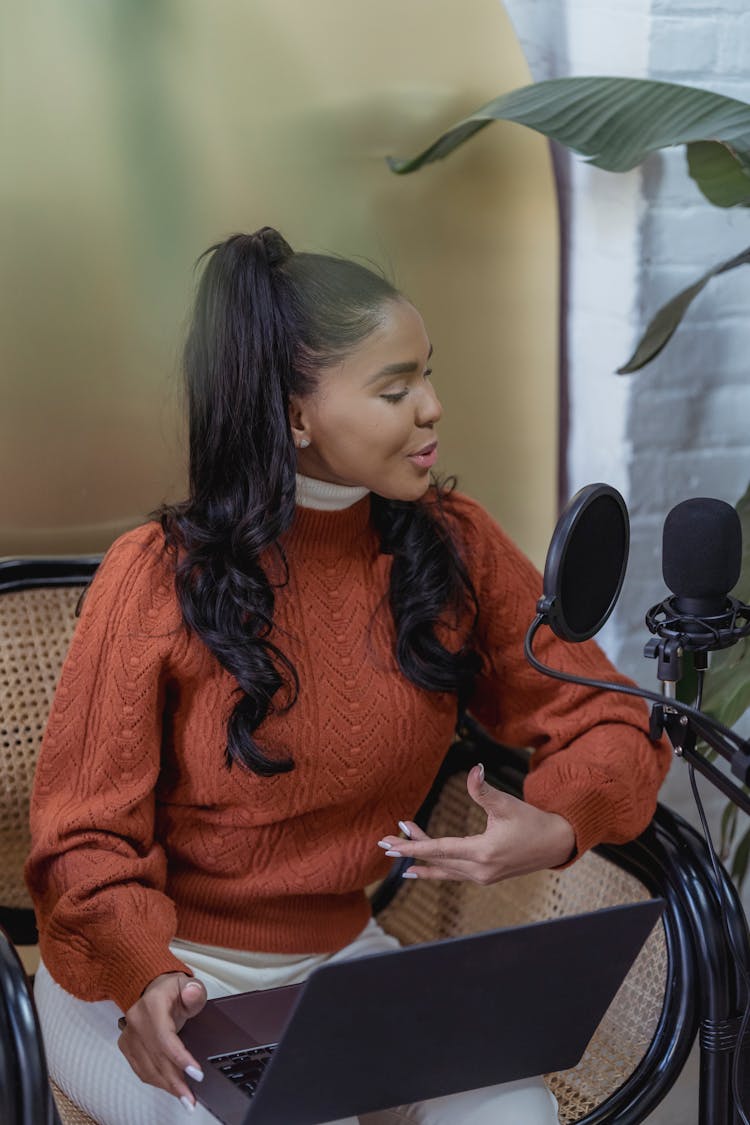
[377,840,392,849]
[398,821,412,838]
[185,1065,204,1082]
[180,1095,195,1113]
[402,871,418,879]
[385,849,402,858]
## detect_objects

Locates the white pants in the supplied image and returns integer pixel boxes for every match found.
[36,918,559,1125]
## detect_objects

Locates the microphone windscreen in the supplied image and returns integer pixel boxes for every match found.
[560,494,628,638]
[542,483,629,642]
[662,498,741,598]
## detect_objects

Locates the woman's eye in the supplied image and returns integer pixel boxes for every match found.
[379,368,431,402]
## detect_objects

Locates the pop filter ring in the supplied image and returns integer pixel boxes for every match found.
[540,483,630,643]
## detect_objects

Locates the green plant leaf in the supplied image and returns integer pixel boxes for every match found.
[701,483,750,730]
[710,485,750,890]
[388,77,750,207]
[731,824,750,890]
[617,247,750,372]
[736,482,750,603]
[703,639,750,724]
[687,141,750,207]
[720,799,739,859]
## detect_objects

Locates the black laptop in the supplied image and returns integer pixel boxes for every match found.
[181,899,663,1125]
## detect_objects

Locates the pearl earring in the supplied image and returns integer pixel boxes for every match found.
[298,438,310,449]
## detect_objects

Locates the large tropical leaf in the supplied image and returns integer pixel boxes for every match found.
[617,246,750,372]
[697,483,750,885]
[701,482,750,732]
[688,142,750,207]
[388,77,750,207]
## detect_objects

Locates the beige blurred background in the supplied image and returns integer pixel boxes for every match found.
[1,0,559,567]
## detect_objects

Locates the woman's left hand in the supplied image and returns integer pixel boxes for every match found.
[377,764,576,884]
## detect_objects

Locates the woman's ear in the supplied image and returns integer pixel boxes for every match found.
[288,396,311,450]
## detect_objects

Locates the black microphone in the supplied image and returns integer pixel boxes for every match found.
[646,498,750,655]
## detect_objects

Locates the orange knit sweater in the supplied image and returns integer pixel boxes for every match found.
[26,492,671,1013]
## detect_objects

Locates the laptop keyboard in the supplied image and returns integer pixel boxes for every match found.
[210,1045,276,1099]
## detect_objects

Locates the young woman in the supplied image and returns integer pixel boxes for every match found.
[26,227,670,1124]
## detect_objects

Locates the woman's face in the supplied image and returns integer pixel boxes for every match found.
[290,300,442,501]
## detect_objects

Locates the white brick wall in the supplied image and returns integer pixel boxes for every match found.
[619,10,750,686]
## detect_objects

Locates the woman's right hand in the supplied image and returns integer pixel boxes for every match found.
[117,971,208,1111]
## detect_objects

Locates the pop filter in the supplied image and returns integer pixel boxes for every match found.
[539,483,629,642]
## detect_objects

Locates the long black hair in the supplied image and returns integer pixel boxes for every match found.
[159,227,482,775]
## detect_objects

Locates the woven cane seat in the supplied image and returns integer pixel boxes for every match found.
[52,1083,99,1125]
[0,585,84,911]
[1,580,100,1124]
[376,772,667,1124]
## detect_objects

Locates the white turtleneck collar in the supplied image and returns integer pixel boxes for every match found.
[295,473,369,512]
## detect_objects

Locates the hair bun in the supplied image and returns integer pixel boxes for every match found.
[250,227,293,268]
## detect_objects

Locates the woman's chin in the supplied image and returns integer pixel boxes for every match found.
[376,475,433,503]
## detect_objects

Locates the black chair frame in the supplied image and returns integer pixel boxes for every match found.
[0,925,61,1125]
[0,557,101,594]
[373,719,750,1124]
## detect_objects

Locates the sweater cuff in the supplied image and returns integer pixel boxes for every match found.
[523,770,638,868]
[521,720,666,867]
[108,943,193,1014]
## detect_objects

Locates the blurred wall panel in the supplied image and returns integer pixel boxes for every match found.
[1,0,558,565]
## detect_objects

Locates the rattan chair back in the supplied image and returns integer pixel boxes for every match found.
[0,563,99,1125]
[0,583,85,913]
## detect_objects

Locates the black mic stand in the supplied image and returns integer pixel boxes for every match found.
[526,614,750,1120]
[645,626,750,816]
[643,625,750,1123]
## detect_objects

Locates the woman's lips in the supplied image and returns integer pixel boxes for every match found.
[407,441,438,469]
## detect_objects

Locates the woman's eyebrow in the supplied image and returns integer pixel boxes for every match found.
[365,344,433,385]
[366,360,419,384]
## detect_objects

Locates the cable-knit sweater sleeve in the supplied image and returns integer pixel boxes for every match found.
[449,494,672,860]
[25,525,192,1012]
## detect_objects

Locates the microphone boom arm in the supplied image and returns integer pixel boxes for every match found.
[655,705,750,816]
[525,614,750,813]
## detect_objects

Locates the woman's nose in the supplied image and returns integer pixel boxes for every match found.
[416,381,442,427]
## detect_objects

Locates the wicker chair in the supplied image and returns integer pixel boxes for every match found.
[1,556,749,1125]
[0,559,100,1125]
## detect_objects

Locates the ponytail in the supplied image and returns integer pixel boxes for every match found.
[161,229,307,774]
